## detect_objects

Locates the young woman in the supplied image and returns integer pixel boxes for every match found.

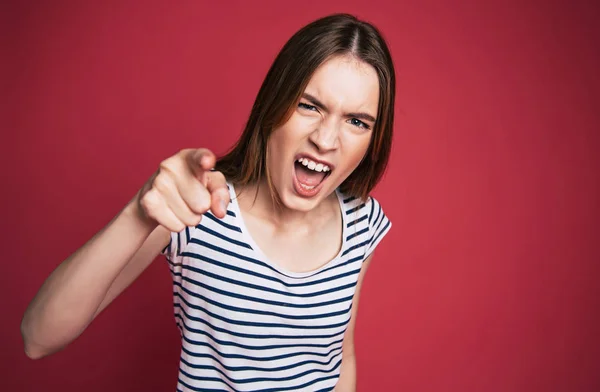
[21,13,395,391]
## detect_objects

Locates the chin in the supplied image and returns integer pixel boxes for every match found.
[277,187,320,212]
[282,175,338,213]
[268,162,337,212]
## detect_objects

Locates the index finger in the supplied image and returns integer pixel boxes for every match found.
[186,148,216,182]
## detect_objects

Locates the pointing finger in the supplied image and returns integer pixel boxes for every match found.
[186,149,216,183]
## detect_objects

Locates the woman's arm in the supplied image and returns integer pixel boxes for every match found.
[20,148,229,360]
[336,354,357,392]
[335,255,373,391]
[20,198,168,359]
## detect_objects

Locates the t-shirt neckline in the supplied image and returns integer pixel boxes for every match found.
[227,181,348,279]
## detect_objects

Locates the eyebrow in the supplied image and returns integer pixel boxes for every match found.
[301,93,377,123]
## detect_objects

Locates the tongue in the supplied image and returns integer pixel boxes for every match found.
[295,163,326,186]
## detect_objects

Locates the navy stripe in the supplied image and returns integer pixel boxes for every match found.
[177,315,345,350]
[347,213,368,228]
[174,283,351,321]
[202,211,242,233]
[314,254,364,275]
[187,238,362,281]
[341,239,370,256]
[177,231,182,256]
[178,249,361,288]
[177,376,233,392]
[177,381,227,392]
[370,219,391,249]
[264,369,341,392]
[369,205,385,243]
[177,268,357,299]
[176,303,347,340]
[345,203,366,215]
[346,226,368,242]
[197,225,252,249]
[167,257,182,267]
[342,196,356,203]
[175,260,357,299]
[170,249,364,282]
[178,385,226,392]
[372,202,382,231]
[178,358,342,390]
[181,338,343,364]
[368,197,375,225]
[176,274,355,308]
[187,239,323,281]
[188,239,272,271]
[180,346,342,373]
[176,292,351,330]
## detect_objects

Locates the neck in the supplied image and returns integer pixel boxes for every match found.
[236,178,336,230]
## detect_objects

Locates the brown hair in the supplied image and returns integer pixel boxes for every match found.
[215,13,395,203]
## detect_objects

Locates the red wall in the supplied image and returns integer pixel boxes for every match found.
[4,1,599,391]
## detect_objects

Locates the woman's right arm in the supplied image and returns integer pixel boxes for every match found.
[20,148,230,359]
[20,199,165,359]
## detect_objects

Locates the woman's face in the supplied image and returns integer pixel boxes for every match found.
[267,55,379,212]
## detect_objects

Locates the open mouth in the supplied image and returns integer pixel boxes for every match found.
[293,157,332,197]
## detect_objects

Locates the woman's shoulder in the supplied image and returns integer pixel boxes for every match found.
[335,187,383,212]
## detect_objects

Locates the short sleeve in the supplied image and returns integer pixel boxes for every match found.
[364,196,392,259]
[161,226,194,261]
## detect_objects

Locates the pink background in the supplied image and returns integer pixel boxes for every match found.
[4,0,599,391]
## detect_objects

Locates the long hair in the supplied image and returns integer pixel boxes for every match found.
[215,13,395,203]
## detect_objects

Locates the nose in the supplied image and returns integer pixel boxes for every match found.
[308,117,340,152]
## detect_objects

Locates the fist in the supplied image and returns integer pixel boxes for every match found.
[137,148,230,232]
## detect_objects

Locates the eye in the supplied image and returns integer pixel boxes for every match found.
[349,118,370,130]
[298,102,318,111]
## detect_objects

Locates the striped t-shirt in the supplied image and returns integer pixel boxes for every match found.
[161,182,391,391]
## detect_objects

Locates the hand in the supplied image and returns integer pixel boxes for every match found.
[136,148,230,232]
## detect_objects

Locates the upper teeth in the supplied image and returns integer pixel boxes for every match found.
[297,158,331,173]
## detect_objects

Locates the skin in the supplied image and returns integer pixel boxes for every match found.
[21,54,381,392]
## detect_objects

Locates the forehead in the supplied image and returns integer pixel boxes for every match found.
[304,55,379,112]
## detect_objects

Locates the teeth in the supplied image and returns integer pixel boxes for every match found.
[297,158,330,173]
[299,183,316,190]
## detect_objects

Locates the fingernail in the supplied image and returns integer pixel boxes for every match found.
[220,200,227,213]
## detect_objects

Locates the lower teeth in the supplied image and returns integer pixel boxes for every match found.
[299,183,316,190]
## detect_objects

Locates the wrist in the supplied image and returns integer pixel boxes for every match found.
[122,195,159,235]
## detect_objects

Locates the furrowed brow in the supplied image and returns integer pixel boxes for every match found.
[346,111,377,123]
[301,93,377,123]
[302,93,328,112]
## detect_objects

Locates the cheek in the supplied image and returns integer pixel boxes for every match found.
[343,136,371,169]
[268,117,309,157]
[284,112,320,136]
